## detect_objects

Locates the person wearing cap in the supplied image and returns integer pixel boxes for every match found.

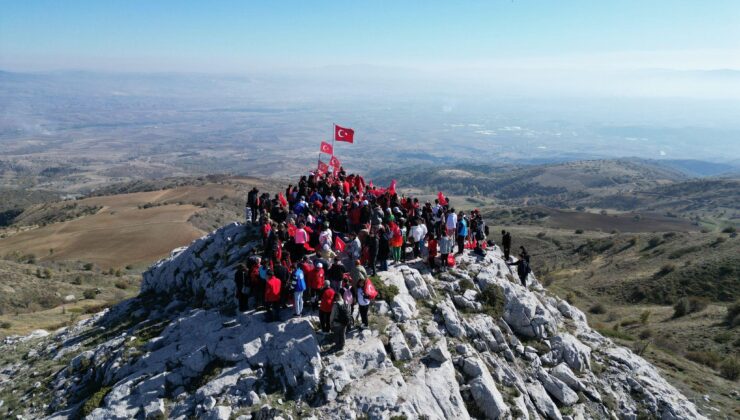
[310,262,325,311]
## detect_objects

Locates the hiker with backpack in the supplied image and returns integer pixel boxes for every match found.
[473,215,486,256]
[291,263,306,317]
[356,277,377,329]
[329,290,352,351]
[318,280,335,333]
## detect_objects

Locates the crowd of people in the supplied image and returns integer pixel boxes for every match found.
[235,167,531,352]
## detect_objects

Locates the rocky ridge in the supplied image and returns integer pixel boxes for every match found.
[0,222,707,419]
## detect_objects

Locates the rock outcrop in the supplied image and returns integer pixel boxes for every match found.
[0,222,707,419]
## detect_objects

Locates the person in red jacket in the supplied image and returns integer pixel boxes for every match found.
[427,233,438,272]
[318,280,335,333]
[264,269,282,322]
[311,262,325,311]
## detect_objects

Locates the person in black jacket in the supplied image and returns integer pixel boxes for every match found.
[273,260,291,309]
[234,263,249,312]
[377,226,390,272]
[327,257,347,291]
[502,230,512,261]
[365,230,379,275]
[507,250,531,287]
[246,187,260,223]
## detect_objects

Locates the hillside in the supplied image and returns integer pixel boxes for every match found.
[373,159,688,207]
[0,223,707,419]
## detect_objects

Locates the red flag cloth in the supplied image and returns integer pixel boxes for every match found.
[278,193,288,207]
[303,242,315,252]
[437,192,448,206]
[334,125,354,143]
[334,236,346,252]
[320,141,333,155]
[318,161,329,173]
[388,180,397,195]
[329,155,341,168]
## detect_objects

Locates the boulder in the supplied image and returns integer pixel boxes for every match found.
[526,381,562,420]
[537,369,579,406]
[388,324,412,361]
[437,298,465,338]
[550,334,591,373]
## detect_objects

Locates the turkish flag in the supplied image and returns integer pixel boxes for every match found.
[437,191,448,206]
[320,141,333,155]
[334,236,346,252]
[278,192,288,207]
[334,125,354,143]
[318,161,329,173]
[388,180,397,195]
[329,155,341,168]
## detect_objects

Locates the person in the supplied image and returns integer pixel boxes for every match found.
[356,277,371,328]
[319,243,336,262]
[502,230,512,261]
[329,290,351,351]
[273,259,290,308]
[234,263,249,312]
[318,280,335,333]
[389,221,403,264]
[456,212,468,255]
[427,233,438,271]
[264,269,282,321]
[377,226,390,272]
[291,263,306,316]
[350,259,367,316]
[257,259,270,309]
[327,257,346,291]
[319,222,333,250]
[247,187,260,223]
[409,219,427,258]
[310,262,326,310]
[445,208,458,236]
[507,252,531,287]
[439,229,453,271]
[293,222,308,260]
[474,215,486,255]
[366,230,379,275]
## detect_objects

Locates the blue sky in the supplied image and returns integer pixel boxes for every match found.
[2,0,739,72]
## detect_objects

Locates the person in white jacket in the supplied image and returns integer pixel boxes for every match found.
[356,278,371,328]
[445,209,458,237]
[409,220,428,258]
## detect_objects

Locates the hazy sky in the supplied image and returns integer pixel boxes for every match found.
[2,0,740,73]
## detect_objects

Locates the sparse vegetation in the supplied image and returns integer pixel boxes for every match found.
[589,303,607,314]
[370,275,399,304]
[672,297,707,318]
[720,357,739,381]
[479,284,505,319]
[726,302,740,328]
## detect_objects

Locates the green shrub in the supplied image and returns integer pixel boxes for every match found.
[720,357,740,381]
[589,303,607,314]
[371,275,399,304]
[722,226,737,234]
[638,329,653,340]
[0,321,11,329]
[639,310,651,324]
[685,351,723,369]
[81,386,111,417]
[654,264,675,278]
[673,297,707,318]
[480,284,506,319]
[83,289,97,300]
[459,279,475,291]
[83,262,94,271]
[574,229,584,234]
[726,302,740,328]
[713,332,732,344]
[114,280,128,290]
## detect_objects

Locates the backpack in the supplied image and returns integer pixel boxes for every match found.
[363,279,378,300]
[447,254,456,267]
[335,303,350,325]
[342,288,354,305]
[484,225,490,236]
[521,259,531,276]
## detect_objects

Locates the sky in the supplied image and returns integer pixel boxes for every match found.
[2,0,740,73]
